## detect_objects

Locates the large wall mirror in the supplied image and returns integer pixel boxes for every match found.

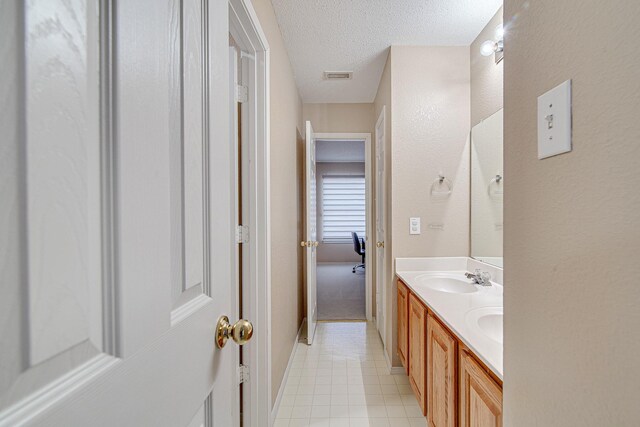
[471,108,503,267]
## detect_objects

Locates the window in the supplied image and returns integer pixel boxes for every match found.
[322,175,365,242]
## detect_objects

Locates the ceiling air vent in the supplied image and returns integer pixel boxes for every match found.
[324,71,353,80]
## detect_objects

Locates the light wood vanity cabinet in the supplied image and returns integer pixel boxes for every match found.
[408,292,427,415]
[397,278,503,426]
[397,280,409,373]
[459,347,503,427]
[427,313,457,427]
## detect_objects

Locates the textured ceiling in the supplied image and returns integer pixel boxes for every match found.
[271,0,502,103]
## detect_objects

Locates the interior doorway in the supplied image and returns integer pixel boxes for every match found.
[309,132,373,322]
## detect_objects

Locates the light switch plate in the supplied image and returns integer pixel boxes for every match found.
[409,217,421,235]
[537,79,572,159]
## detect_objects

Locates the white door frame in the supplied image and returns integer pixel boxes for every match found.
[314,132,373,321]
[374,108,386,345]
[228,0,271,425]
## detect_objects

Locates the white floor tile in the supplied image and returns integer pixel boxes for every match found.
[313,394,331,406]
[315,384,332,395]
[329,405,350,418]
[385,405,407,418]
[295,395,314,406]
[281,395,296,406]
[310,405,330,418]
[277,406,293,419]
[291,406,312,418]
[366,405,387,418]
[383,395,403,406]
[403,405,424,418]
[273,322,427,424]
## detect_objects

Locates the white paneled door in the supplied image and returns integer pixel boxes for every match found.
[375,108,387,344]
[304,121,318,345]
[0,1,242,426]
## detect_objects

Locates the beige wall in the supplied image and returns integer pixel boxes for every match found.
[383,46,471,365]
[390,46,470,260]
[303,103,374,134]
[316,162,366,263]
[471,7,504,127]
[504,1,640,425]
[250,0,304,407]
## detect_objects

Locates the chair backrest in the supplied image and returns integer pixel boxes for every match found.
[351,232,363,255]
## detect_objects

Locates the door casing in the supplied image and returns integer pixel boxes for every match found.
[314,132,373,322]
[229,0,272,424]
[374,107,387,346]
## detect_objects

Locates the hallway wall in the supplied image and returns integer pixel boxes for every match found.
[250,0,304,408]
[303,103,374,134]
[383,46,471,367]
[503,0,640,424]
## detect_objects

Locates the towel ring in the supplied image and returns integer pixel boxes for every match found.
[430,174,453,197]
[487,174,503,197]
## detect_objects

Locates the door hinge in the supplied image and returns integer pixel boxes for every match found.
[237,364,250,384]
[236,85,248,103]
[235,225,249,244]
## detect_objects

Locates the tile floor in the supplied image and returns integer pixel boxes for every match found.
[273,322,427,426]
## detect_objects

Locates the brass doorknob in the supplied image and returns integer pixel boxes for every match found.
[300,241,306,247]
[313,241,319,247]
[376,241,384,248]
[216,316,254,348]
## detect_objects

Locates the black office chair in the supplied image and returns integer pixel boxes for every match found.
[351,232,365,273]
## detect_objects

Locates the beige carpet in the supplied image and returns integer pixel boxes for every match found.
[317,263,365,320]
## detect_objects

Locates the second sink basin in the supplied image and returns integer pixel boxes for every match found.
[415,274,478,294]
[465,307,503,344]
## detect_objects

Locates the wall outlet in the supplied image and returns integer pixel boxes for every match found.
[537,79,572,159]
[410,217,421,235]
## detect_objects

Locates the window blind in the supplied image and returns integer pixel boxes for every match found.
[322,175,366,242]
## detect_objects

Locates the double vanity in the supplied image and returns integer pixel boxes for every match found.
[393,109,505,425]
[395,257,503,427]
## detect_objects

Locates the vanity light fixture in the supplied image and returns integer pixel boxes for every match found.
[480,24,504,64]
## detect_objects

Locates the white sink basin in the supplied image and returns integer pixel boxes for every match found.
[466,307,503,344]
[414,274,478,294]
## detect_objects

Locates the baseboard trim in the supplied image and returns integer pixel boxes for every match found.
[270,322,303,425]
[384,345,405,375]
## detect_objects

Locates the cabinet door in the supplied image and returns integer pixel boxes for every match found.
[427,314,457,427]
[397,280,410,373]
[459,348,503,427]
[408,293,427,415]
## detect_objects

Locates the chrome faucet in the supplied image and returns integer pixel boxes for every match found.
[465,269,492,286]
